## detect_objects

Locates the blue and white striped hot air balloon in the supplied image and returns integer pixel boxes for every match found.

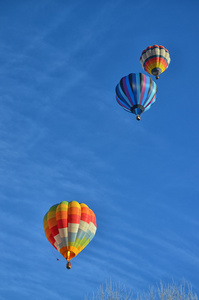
[115,73,157,120]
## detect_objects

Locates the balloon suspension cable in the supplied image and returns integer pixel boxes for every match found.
[66,251,70,261]
[66,251,71,269]
[136,115,141,121]
[156,75,159,79]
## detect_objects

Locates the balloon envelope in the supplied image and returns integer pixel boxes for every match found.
[43,201,97,264]
[140,45,171,79]
[115,73,157,120]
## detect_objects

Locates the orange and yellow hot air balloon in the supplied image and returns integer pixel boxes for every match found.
[140,45,171,79]
[43,201,97,269]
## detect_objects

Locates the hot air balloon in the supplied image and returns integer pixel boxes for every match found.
[115,73,157,121]
[140,45,171,79]
[43,201,97,269]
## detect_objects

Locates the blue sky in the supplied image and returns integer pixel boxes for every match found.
[0,0,199,299]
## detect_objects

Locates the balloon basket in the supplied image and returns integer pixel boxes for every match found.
[66,262,71,269]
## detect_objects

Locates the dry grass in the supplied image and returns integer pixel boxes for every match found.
[85,280,198,300]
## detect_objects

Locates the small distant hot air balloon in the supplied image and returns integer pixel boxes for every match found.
[43,201,97,269]
[140,45,171,79]
[115,73,157,121]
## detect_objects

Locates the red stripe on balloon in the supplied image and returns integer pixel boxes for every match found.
[57,219,68,228]
[68,214,81,223]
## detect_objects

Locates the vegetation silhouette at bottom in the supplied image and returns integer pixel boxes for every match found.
[85,280,198,300]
